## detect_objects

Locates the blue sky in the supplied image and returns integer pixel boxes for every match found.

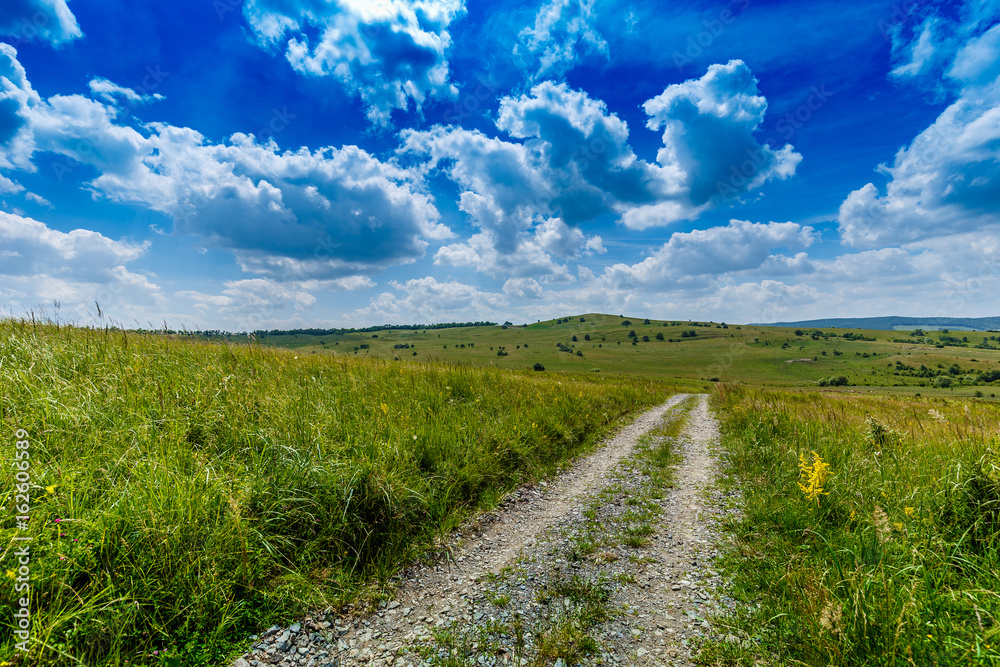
[0,0,997,330]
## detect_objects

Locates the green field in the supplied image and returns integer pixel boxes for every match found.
[3,313,1000,665]
[0,319,675,665]
[238,313,1000,397]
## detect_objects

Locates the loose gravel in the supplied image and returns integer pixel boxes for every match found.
[230,393,740,667]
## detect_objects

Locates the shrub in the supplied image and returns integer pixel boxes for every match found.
[533,362,545,371]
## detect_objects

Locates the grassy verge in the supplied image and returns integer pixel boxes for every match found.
[0,320,673,665]
[702,385,1000,665]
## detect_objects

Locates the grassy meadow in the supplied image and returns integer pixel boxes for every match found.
[705,385,1000,665]
[237,314,1000,396]
[4,311,1000,666]
[0,319,675,665]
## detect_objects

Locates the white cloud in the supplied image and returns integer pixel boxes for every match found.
[87,78,165,108]
[839,19,1000,248]
[24,191,50,206]
[502,277,544,300]
[695,280,820,324]
[0,0,81,46]
[241,0,465,126]
[0,47,451,281]
[176,276,375,331]
[602,219,815,288]
[0,44,40,171]
[407,68,797,276]
[351,276,503,325]
[515,0,608,80]
[0,210,163,319]
[0,173,22,194]
[635,59,801,223]
[0,210,147,280]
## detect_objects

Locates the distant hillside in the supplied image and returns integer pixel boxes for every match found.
[760,316,1000,331]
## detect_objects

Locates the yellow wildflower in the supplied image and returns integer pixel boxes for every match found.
[904,506,915,518]
[45,484,57,494]
[797,451,831,505]
[5,570,14,579]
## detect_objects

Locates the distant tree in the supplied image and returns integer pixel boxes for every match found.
[533,362,545,371]
[628,330,638,339]
[643,318,651,325]
[795,329,804,336]
[579,317,586,322]
[621,320,632,327]
[572,335,578,342]
[655,332,664,341]
[642,335,650,342]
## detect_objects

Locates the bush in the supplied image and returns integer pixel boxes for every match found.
[533,362,545,371]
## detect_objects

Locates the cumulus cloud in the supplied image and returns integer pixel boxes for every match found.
[515,0,608,80]
[406,67,796,276]
[0,0,81,46]
[241,0,465,126]
[697,280,820,324]
[839,14,1000,247]
[87,129,451,279]
[0,210,162,317]
[887,1,1000,94]
[633,60,801,226]
[0,209,147,280]
[351,276,503,325]
[0,47,450,281]
[601,219,815,288]
[0,44,40,171]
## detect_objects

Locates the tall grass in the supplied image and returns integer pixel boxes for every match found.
[0,320,671,665]
[706,384,1000,666]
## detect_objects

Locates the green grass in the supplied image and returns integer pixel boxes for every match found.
[0,319,674,665]
[703,384,1000,666]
